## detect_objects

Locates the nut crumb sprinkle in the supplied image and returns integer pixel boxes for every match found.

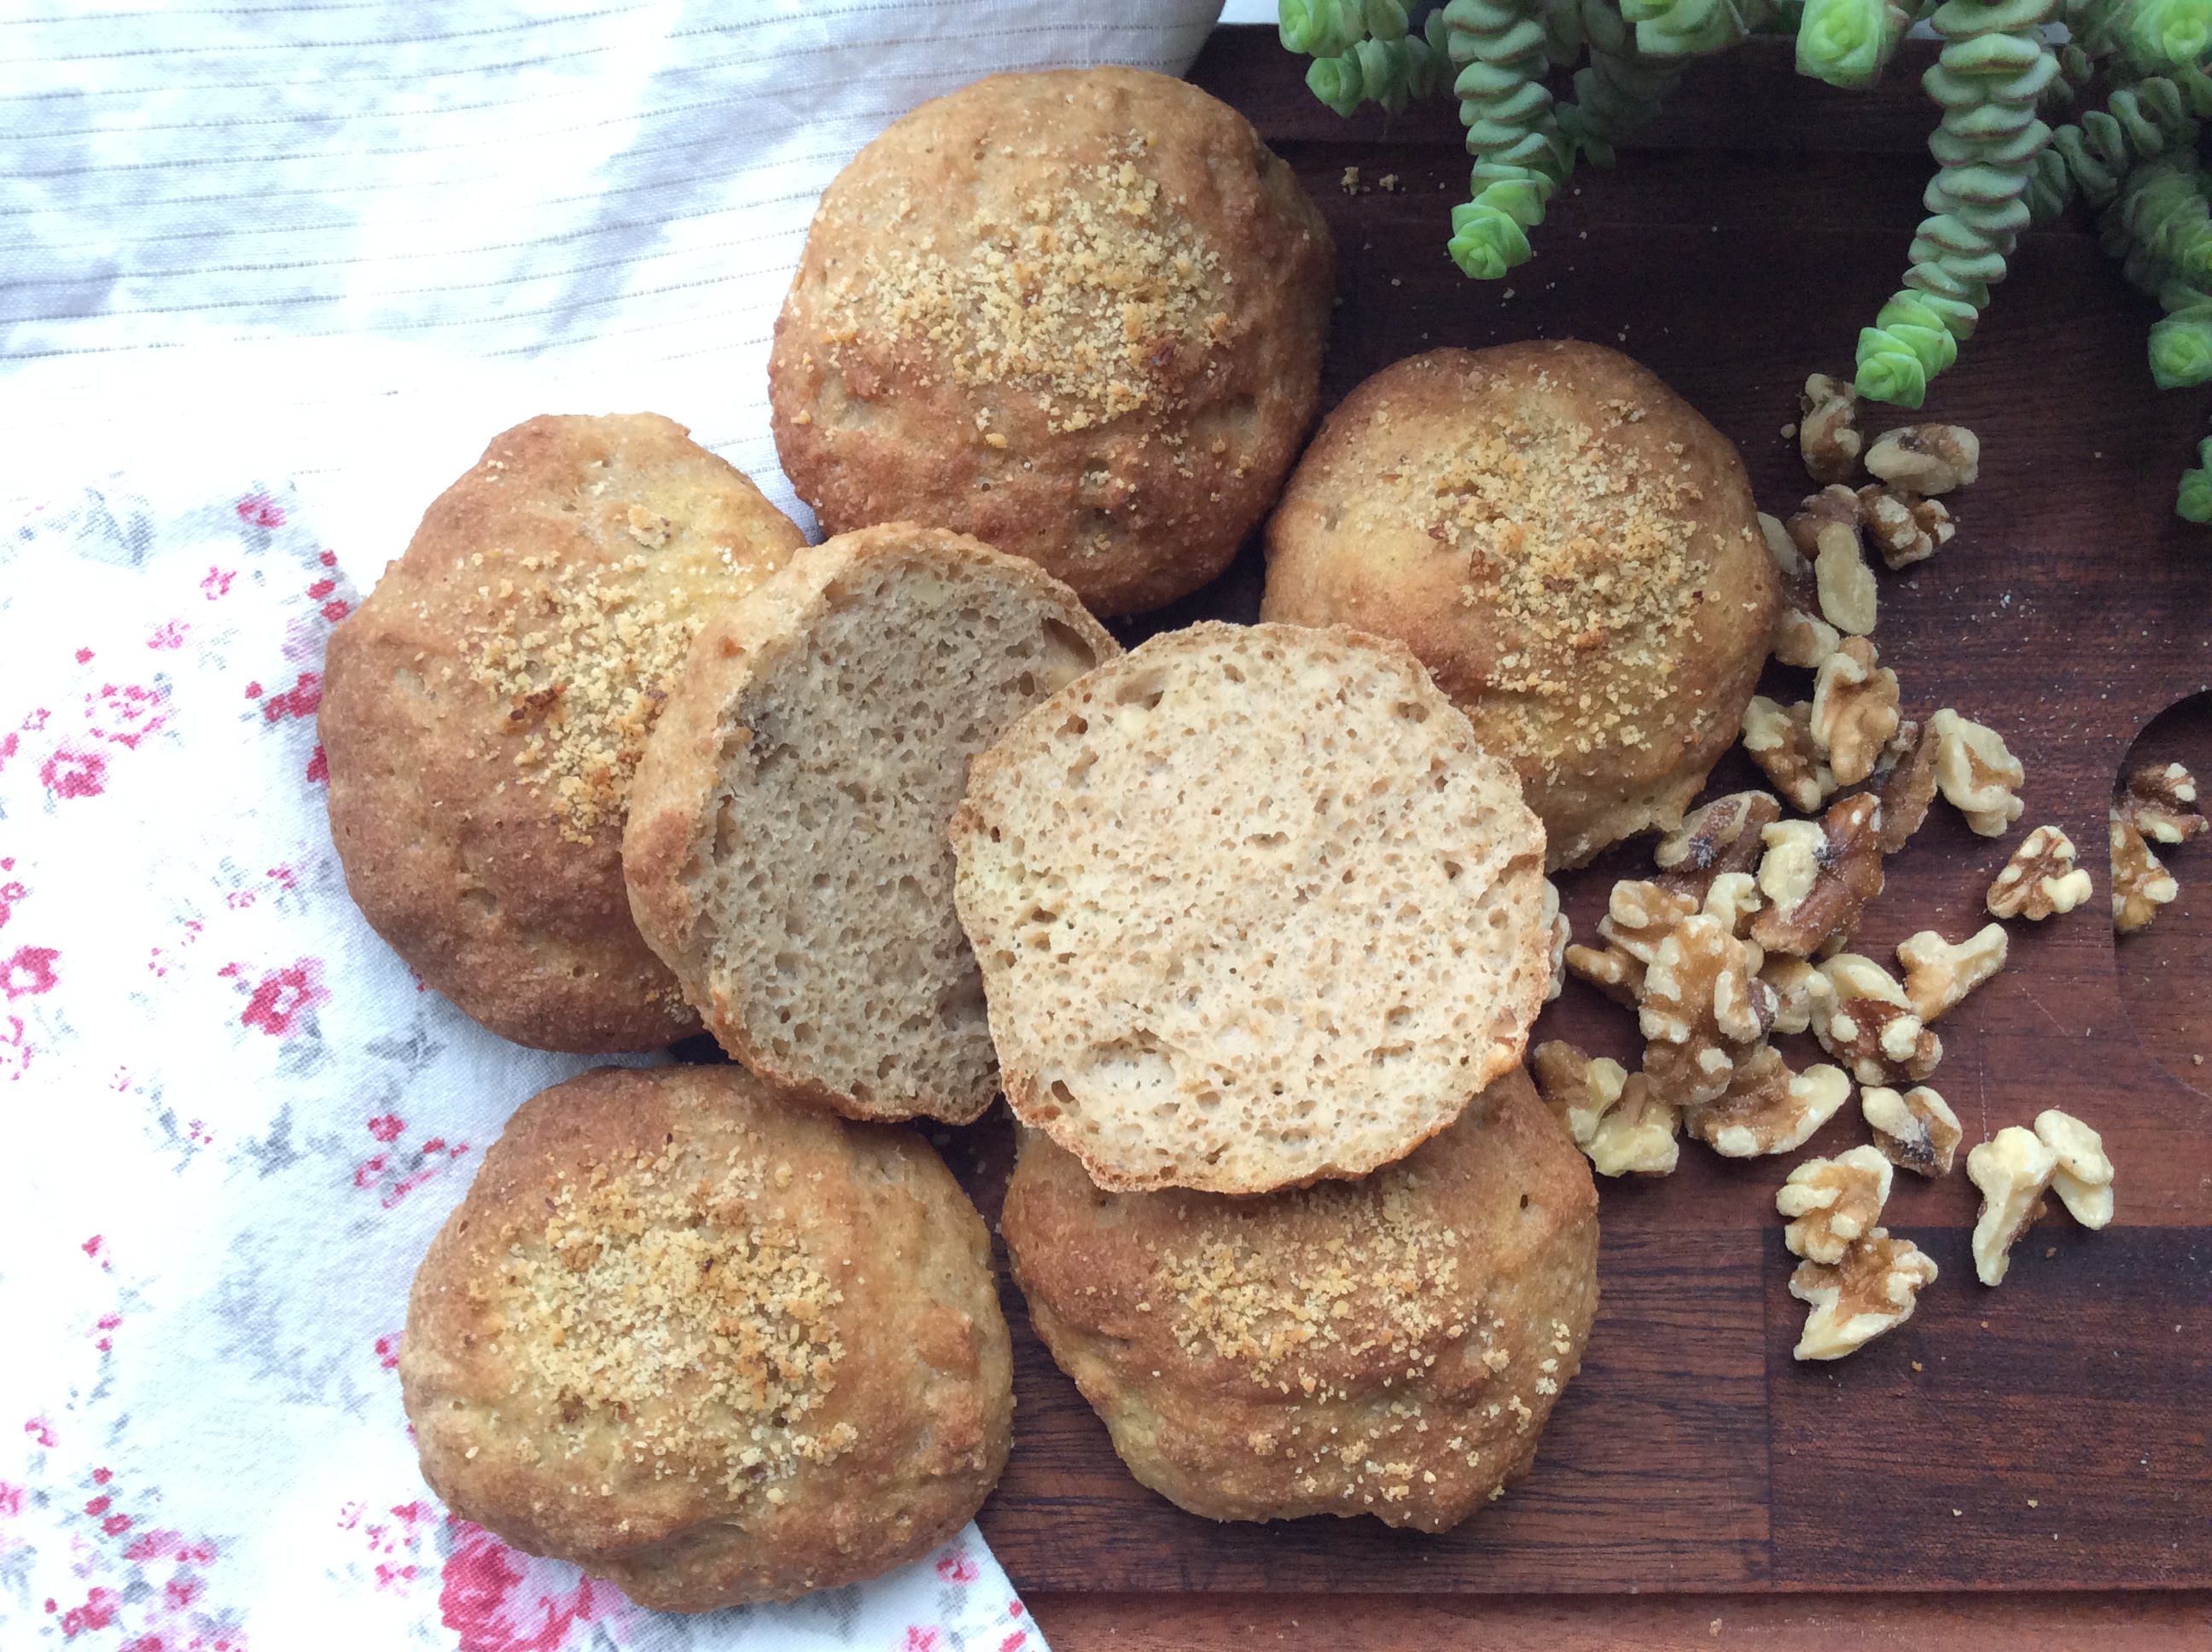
[504,1142,853,1498]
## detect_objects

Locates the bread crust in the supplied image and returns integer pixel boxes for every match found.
[769,67,1334,617]
[624,524,1117,1123]
[399,1064,1013,1610]
[952,620,1549,1195]
[320,414,804,1050]
[1002,1067,1598,1530]
[1262,342,1778,870]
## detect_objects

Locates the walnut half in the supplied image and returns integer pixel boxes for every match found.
[1987,824,2093,921]
[1751,794,1885,958]
[1810,636,1901,788]
[1929,709,2024,837]
[1815,953,1941,1085]
[1654,791,1782,895]
[2034,1108,2116,1229]
[1743,697,1837,815]
[2116,760,2207,846]
[2111,811,2180,934]
[1684,1045,1851,1158]
[1778,1145,1895,1265]
[1790,1232,1939,1361]
[1799,373,1862,484]
[1865,423,1979,495]
[1532,1041,1679,1178]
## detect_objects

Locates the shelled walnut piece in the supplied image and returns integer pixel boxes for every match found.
[1684,1045,1851,1157]
[1895,924,2007,1022]
[1928,709,2025,836]
[1966,1125,2056,1286]
[1865,424,1979,495]
[1563,879,1699,1004]
[1872,719,1939,852]
[1812,519,1877,637]
[2110,811,2179,934]
[2035,1108,2116,1229]
[2116,760,2207,846]
[1751,794,1885,957]
[1810,636,1900,787]
[1789,1231,1939,1361]
[1778,1145,1895,1265]
[1861,1085,1962,1177]
[1986,824,2093,920]
[1858,485,1955,570]
[1639,913,1775,1107]
[1814,953,1941,1086]
[1653,790,1781,897]
[1531,1041,1679,1177]
[1761,512,1842,669]
[1761,956,1836,1035]
[1799,374,1861,483]
[1542,878,1569,1003]
[1742,698,1837,814]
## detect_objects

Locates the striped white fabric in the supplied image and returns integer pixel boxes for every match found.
[2,0,1224,550]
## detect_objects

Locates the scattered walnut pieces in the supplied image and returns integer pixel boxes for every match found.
[1927,708,2025,836]
[1812,519,1877,637]
[1872,719,1939,853]
[1654,791,1782,893]
[1896,923,2007,1022]
[1966,1125,2056,1286]
[1685,1046,1850,1157]
[1761,956,1837,1035]
[1790,1231,1938,1361]
[1986,824,2093,921]
[1542,878,1570,1003]
[2034,1108,2116,1229]
[1778,1144,1895,1265]
[1531,1042,1679,1176]
[1810,636,1901,787]
[1862,1085,1962,1178]
[1751,794,1885,958]
[1743,697,1837,814]
[2110,811,2179,934]
[2116,761,2207,846]
[1799,373,1862,483]
[1865,424,1979,495]
[1815,953,1941,1085]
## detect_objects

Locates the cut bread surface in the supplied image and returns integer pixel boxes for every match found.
[951,620,1549,1194]
[624,525,1115,1123]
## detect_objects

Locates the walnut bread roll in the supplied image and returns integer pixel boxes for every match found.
[399,1064,1013,1611]
[1263,342,1779,870]
[1001,1067,1598,1529]
[624,524,1117,1124]
[320,413,805,1051]
[769,67,1335,618]
[951,620,1549,1195]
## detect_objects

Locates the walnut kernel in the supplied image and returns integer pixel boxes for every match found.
[1799,373,1862,483]
[1896,923,2008,1022]
[1532,1040,1628,1149]
[1810,636,1901,787]
[1865,423,1979,494]
[1985,824,2093,921]
[1542,877,1569,1003]
[2110,811,2179,934]
[1861,1085,1962,1178]
[1872,719,1939,853]
[1743,697,1837,815]
[1639,914,1774,1107]
[1563,941,1642,1005]
[1778,1144,1895,1265]
[2116,760,2207,846]
[1685,1046,1851,1157]
[1750,794,1885,958]
[1587,1076,1679,1178]
[1966,1126,2056,1286]
[1928,708,2024,836]
[1655,791,1783,887]
[1813,521,1877,637]
[1815,952,1941,1085]
[1858,484,1954,569]
[1790,1231,1938,1360]
[1761,956,1837,1035]
[2034,1108,2115,1230]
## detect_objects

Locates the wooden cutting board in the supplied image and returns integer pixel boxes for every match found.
[952,27,2212,1602]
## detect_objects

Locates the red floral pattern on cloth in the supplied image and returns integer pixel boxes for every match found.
[0,480,1041,1651]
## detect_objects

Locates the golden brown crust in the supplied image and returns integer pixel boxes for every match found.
[320,414,805,1051]
[769,67,1334,617]
[1262,342,1778,870]
[399,1064,1013,1611]
[1003,1066,1596,1531]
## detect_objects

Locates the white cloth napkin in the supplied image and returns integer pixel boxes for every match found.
[0,3,1225,1646]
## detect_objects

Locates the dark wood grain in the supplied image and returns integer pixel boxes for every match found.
[963,25,2212,1609]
